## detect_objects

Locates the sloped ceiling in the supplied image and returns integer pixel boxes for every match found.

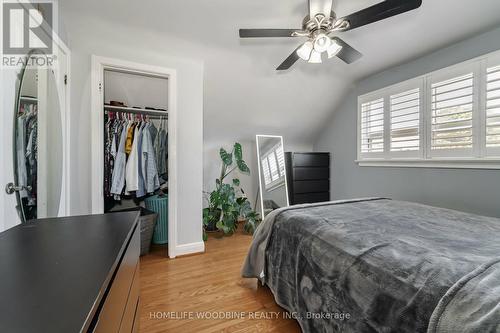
[60,0,500,146]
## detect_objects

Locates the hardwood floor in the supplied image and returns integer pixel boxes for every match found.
[139,227,301,333]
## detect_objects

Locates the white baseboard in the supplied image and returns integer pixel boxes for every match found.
[173,241,205,258]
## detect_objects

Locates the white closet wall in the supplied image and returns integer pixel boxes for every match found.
[104,70,168,109]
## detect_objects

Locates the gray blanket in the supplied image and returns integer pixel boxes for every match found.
[242,199,500,333]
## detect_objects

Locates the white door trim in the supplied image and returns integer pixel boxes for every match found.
[90,55,178,258]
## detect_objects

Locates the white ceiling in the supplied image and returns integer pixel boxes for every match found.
[61,0,500,146]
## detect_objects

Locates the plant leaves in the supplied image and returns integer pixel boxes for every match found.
[232,178,240,186]
[234,142,243,161]
[237,159,250,174]
[216,220,224,230]
[202,208,210,226]
[210,191,221,207]
[220,148,233,166]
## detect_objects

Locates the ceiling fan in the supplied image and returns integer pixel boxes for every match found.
[239,0,422,70]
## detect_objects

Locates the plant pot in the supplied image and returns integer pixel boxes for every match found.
[204,208,221,232]
[204,224,219,233]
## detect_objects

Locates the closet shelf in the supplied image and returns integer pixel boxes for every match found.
[104,105,168,117]
[20,96,38,103]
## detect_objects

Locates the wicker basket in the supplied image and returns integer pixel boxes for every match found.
[112,207,158,256]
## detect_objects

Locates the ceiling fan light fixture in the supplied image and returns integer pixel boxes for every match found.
[297,41,313,61]
[313,33,331,53]
[327,39,343,58]
[308,49,322,64]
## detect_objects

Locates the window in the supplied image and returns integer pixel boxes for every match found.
[261,144,286,190]
[486,64,500,148]
[357,51,500,169]
[360,98,384,154]
[430,72,474,155]
[390,88,420,153]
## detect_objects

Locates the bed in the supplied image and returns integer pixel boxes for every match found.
[242,198,500,333]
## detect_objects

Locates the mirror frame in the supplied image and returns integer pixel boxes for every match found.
[7,33,71,225]
[256,135,290,219]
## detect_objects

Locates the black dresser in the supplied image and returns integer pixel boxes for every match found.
[285,152,330,205]
[0,212,140,333]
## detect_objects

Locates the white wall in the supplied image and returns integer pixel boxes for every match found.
[104,70,168,110]
[45,69,63,218]
[64,23,204,247]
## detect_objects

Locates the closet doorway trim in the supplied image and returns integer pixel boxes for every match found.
[90,56,178,258]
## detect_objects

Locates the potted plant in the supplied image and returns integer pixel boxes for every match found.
[203,143,260,240]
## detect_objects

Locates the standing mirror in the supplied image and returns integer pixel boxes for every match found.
[9,51,64,222]
[256,135,289,218]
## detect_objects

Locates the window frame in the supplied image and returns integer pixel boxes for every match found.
[356,50,500,169]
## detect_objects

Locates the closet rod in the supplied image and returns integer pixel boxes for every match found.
[104,105,168,117]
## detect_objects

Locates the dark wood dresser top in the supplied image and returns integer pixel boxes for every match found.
[0,212,139,333]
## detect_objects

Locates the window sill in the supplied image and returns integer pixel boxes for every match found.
[355,158,500,170]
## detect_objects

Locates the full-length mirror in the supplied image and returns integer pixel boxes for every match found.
[256,135,289,218]
[11,54,63,222]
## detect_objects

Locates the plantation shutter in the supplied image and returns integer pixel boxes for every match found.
[486,64,500,149]
[276,145,285,176]
[360,98,384,154]
[430,72,474,153]
[261,158,272,185]
[390,88,420,153]
[267,152,279,182]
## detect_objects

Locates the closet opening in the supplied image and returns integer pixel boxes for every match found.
[103,70,169,214]
[91,56,178,257]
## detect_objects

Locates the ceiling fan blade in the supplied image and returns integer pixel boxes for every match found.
[331,37,362,64]
[309,0,333,18]
[338,0,422,31]
[276,45,302,71]
[239,29,302,38]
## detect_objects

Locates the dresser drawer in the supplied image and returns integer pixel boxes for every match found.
[94,225,140,333]
[292,153,329,167]
[293,180,329,194]
[293,167,329,181]
[119,262,140,333]
[293,192,330,204]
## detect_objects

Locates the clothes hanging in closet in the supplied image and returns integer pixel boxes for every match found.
[125,124,140,193]
[106,112,165,201]
[16,102,38,208]
[110,117,129,200]
[142,122,160,193]
[155,117,168,183]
